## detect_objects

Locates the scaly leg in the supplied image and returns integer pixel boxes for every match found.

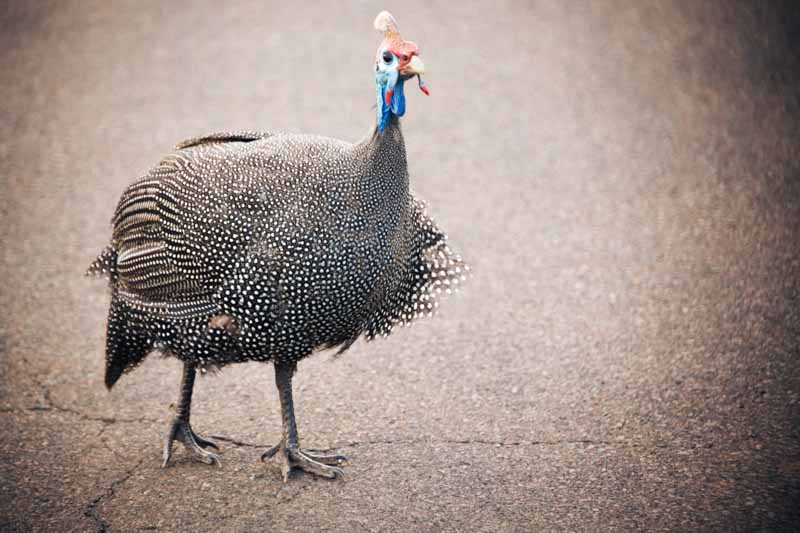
[162,361,220,467]
[260,361,346,481]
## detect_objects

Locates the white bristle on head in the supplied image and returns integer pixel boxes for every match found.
[374,11,398,34]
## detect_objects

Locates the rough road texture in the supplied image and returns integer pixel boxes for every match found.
[1,1,799,531]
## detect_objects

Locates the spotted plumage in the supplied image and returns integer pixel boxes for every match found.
[89,123,467,381]
[88,11,467,479]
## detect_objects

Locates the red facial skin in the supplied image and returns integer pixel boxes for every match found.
[376,32,429,98]
[378,36,420,74]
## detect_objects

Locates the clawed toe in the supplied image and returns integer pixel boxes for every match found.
[287,448,345,480]
[260,443,280,461]
[162,418,221,467]
[303,449,348,466]
[193,433,220,450]
[265,363,346,482]
[261,443,346,481]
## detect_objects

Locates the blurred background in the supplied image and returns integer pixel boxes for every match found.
[1,1,799,531]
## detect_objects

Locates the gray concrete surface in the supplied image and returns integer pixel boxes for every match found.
[2,1,799,531]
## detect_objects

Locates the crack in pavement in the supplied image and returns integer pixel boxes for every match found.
[1,402,159,426]
[207,435,638,451]
[3,397,660,452]
[11,356,158,531]
[9,361,631,451]
[210,434,264,448]
[97,425,134,463]
[12,355,159,425]
[41,387,160,425]
[334,437,638,449]
[442,438,626,447]
[83,456,146,533]
[8,358,650,531]
[6,357,654,453]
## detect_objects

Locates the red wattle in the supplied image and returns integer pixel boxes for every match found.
[385,89,393,105]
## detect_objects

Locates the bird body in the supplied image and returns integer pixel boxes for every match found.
[88,11,467,480]
[91,119,465,384]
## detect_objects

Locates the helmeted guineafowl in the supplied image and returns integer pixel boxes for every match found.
[87,11,468,481]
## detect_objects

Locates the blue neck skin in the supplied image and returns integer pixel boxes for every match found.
[376,71,407,133]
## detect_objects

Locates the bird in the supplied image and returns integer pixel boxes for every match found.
[87,11,468,481]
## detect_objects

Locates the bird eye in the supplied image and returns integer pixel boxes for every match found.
[382,51,393,63]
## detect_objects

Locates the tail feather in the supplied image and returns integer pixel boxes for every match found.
[104,294,153,389]
[87,245,118,282]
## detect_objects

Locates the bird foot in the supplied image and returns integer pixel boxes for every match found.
[162,418,221,467]
[261,443,346,481]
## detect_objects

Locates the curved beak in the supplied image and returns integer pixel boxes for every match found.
[402,55,425,75]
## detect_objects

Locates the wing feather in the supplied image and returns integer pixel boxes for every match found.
[175,131,272,150]
[110,131,269,319]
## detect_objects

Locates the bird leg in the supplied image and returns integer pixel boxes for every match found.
[260,361,346,481]
[162,361,220,467]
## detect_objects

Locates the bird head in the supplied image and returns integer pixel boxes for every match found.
[373,11,428,132]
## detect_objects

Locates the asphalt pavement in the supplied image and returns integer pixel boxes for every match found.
[1,1,799,531]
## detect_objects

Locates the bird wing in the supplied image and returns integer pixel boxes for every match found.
[110,132,270,320]
[175,130,273,150]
